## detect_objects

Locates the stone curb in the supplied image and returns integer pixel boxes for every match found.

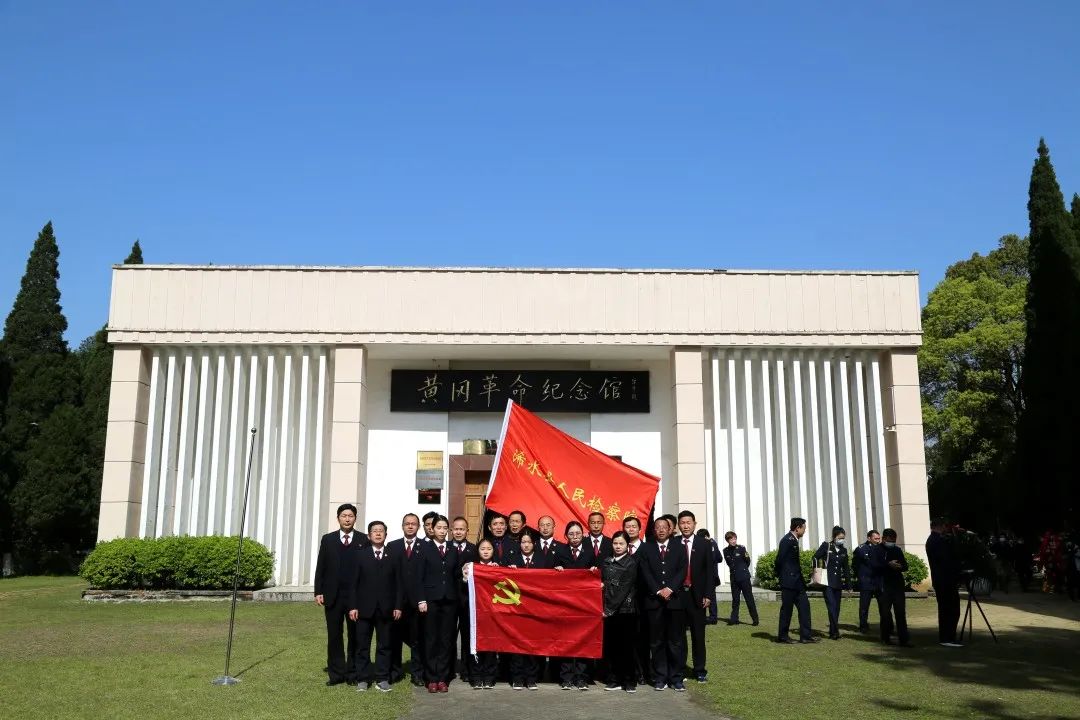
[81,589,255,602]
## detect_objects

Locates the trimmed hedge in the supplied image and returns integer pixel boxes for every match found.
[755,548,928,590]
[79,536,274,590]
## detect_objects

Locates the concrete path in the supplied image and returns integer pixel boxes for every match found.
[404,682,728,720]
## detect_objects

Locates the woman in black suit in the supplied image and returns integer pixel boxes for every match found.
[554,521,597,690]
[601,531,639,693]
[415,515,461,692]
[814,525,851,640]
[509,532,545,690]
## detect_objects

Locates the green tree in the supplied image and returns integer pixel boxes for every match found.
[1016,139,1080,531]
[0,222,79,565]
[124,240,143,265]
[920,235,1027,532]
[1072,193,1080,239]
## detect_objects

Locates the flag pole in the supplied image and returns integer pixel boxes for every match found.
[486,399,514,498]
[212,427,258,686]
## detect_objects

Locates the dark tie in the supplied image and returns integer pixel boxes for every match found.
[660,544,667,562]
[543,541,550,555]
[525,557,532,567]
[629,543,636,555]
[684,537,692,585]
[375,549,382,560]
[406,541,413,558]
[497,541,503,559]
[572,547,579,560]
[439,544,446,558]
[342,533,350,546]
[593,538,600,555]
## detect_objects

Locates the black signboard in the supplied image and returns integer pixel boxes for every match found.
[390,370,650,413]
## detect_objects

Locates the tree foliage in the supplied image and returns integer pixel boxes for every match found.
[1016,139,1080,531]
[920,236,1027,532]
[124,240,143,265]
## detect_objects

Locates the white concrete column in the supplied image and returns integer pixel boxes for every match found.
[881,349,930,559]
[670,347,706,521]
[98,346,151,540]
[328,346,368,530]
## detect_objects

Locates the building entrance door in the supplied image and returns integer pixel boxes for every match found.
[449,454,495,542]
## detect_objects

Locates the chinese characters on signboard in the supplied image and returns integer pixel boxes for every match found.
[390,370,649,413]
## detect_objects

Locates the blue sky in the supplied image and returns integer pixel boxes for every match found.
[2,2,1078,344]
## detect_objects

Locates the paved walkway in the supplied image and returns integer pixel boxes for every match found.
[404,682,727,720]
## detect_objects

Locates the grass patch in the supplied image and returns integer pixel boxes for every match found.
[0,577,411,719]
[692,596,1080,720]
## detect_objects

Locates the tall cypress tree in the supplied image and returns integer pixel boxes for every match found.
[0,222,78,565]
[1017,140,1080,530]
[1071,193,1080,238]
[124,240,143,265]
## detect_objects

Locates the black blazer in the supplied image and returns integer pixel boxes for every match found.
[415,541,461,604]
[314,530,367,601]
[852,542,879,591]
[537,537,564,562]
[871,544,908,593]
[673,533,713,601]
[722,543,753,583]
[554,542,594,569]
[386,536,425,605]
[584,535,613,564]
[813,541,851,589]
[488,536,522,567]
[774,533,806,591]
[349,545,402,618]
[452,540,479,603]
[517,552,552,569]
[925,531,960,588]
[637,539,689,610]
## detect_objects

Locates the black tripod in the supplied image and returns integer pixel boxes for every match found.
[959,574,998,644]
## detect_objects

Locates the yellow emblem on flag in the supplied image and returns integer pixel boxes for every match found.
[492,577,522,605]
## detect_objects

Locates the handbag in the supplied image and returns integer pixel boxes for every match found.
[810,545,831,587]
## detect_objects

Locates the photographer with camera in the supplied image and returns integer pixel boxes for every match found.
[926,518,962,647]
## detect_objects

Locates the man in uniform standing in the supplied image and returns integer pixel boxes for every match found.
[926,517,963,647]
[638,516,689,691]
[676,511,712,683]
[387,513,425,685]
[314,503,367,686]
[775,518,815,644]
[722,531,759,626]
[852,530,882,632]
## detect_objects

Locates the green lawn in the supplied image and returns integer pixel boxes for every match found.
[0,577,411,720]
[1,578,1077,720]
[693,594,1080,720]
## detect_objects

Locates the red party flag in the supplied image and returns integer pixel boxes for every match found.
[486,400,659,537]
[468,563,603,658]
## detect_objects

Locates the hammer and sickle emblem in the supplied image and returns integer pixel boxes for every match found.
[492,577,522,605]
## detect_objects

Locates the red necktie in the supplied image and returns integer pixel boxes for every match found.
[660,544,667,562]
[684,537,692,585]
[439,544,446,558]
[343,534,350,546]
[630,543,636,555]
[406,541,413,558]
[525,557,532,567]
[497,541,503,559]
[593,538,600,555]
[572,547,579,560]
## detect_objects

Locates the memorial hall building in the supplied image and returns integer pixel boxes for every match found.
[97,265,929,585]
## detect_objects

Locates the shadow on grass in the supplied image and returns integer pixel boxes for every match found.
[234,648,286,677]
[979,592,1080,624]
[855,624,1080,698]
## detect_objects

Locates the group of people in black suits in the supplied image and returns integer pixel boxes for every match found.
[775,516,964,649]
[314,503,736,694]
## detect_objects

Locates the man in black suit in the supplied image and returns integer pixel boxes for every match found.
[852,529,882,632]
[349,520,403,692]
[507,509,528,544]
[622,515,651,686]
[775,517,815,644]
[415,515,461,693]
[314,503,368,686]
[926,517,963,647]
[450,516,478,683]
[487,512,522,566]
[387,513,425,685]
[873,528,912,647]
[536,515,564,560]
[585,512,613,565]
[675,511,712,683]
[638,515,689,692]
[722,531,759,626]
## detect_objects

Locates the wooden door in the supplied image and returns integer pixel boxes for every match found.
[464,471,487,542]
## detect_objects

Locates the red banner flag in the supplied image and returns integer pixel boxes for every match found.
[468,563,603,658]
[486,400,659,537]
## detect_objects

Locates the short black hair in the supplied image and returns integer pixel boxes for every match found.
[790,517,807,531]
[678,510,696,522]
[422,511,439,523]
[433,514,449,527]
[564,520,583,537]
[724,531,737,541]
[622,516,641,529]
[488,512,507,524]
[509,509,526,523]
[367,520,386,533]
[660,513,679,528]
[337,503,358,517]
[696,528,711,539]
[588,511,605,522]
[883,528,898,541]
[866,529,879,538]
[611,531,630,545]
